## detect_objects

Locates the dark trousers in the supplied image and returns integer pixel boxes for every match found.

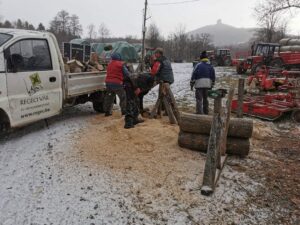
[124,86,139,126]
[195,88,209,115]
[104,86,127,115]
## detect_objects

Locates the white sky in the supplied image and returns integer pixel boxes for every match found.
[1,0,300,38]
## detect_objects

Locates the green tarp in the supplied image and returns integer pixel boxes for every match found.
[92,41,139,63]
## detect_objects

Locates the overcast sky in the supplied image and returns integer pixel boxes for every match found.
[1,0,300,38]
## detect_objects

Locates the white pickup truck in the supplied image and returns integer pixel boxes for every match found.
[0,29,107,133]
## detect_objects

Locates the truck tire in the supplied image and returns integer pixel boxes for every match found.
[224,58,232,67]
[92,101,104,113]
[251,63,263,74]
[0,110,10,136]
[211,59,218,67]
[270,58,284,69]
[291,109,300,123]
[236,65,246,74]
[90,91,105,113]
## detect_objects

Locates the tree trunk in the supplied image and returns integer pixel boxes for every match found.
[178,131,250,157]
[179,113,253,138]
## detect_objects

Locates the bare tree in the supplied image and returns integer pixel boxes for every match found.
[146,23,161,48]
[87,23,96,42]
[254,3,287,42]
[200,33,212,49]
[98,23,110,42]
[69,14,82,37]
[49,10,83,45]
[57,10,70,33]
[258,0,300,15]
[172,24,188,61]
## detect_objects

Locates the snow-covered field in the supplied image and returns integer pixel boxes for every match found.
[0,64,296,225]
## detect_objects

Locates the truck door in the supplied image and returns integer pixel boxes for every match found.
[5,38,62,127]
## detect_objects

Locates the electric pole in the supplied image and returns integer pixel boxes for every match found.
[141,0,148,72]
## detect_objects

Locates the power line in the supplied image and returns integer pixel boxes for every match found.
[150,0,201,6]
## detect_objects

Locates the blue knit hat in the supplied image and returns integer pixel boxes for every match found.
[111,52,122,60]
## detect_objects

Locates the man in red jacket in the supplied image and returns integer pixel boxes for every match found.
[104,52,129,116]
[150,48,174,84]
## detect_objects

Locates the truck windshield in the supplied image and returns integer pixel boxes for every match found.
[0,33,12,46]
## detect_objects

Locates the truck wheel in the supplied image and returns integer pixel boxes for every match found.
[211,60,218,67]
[251,63,263,74]
[0,122,9,135]
[0,111,10,136]
[236,66,246,74]
[291,109,300,123]
[224,58,232,67]
[92,101,104,113]
[270,58,283,69]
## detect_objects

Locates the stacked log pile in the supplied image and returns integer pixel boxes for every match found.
[279,38,300,52]
[178,113,253,157]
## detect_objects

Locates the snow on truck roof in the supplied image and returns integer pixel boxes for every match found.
[0,28,50,38]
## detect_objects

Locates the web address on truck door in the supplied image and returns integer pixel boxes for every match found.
[21,108,50,119]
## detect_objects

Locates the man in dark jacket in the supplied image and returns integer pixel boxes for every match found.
[123,75,145,129]
[150,48,174,84]
[190,51,216,114]
[104,52,128,116]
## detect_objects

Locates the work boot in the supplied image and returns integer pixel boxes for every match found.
[105,112,112,117]
[124,122,134,129]
[133,118,145,125]
[124,118,134,129]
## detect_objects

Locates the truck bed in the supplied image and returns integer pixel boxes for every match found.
[65,71,106,98]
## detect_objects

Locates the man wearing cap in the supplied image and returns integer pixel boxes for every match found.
[190,51,216,115]
[150,48,174,84]
[103,52,128,116]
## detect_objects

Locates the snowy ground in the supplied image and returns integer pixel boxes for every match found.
[0,63,298,225]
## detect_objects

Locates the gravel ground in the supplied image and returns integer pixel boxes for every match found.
[0,63,299,225]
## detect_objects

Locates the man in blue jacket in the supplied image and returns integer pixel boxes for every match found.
[190,51,216,114]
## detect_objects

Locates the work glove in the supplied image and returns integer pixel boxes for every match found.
[190,80,195,91]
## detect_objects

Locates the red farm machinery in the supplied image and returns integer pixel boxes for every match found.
[236,41,300,75]
[231,67,300,122]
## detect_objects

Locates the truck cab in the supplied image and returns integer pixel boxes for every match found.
[0,29,106,133]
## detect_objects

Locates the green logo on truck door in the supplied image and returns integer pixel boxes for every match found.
[26,73,43,96]
[30,73,42,87]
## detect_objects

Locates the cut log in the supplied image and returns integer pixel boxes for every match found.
[178,131,250,156]
[180,113,253,138]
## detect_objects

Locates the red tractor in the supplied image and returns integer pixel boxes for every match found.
[236,42,300,74]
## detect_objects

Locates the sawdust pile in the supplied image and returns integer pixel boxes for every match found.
[75,113,213,223]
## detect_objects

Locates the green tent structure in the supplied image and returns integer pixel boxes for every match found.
[132,43,143,54]
[92,41,139,63]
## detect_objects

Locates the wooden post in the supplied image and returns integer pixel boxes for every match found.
[163,83,181,124]
[201,96,222,195]
[237,78,245,118]
[150,83,162,118]
[150,82,180,125]
[214,98,222,170]
[162,96,177,124]
[220,87,235,155]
